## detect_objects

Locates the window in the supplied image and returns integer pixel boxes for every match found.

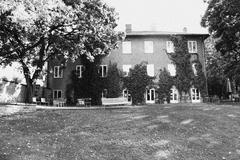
[122,65,132,76]
[99,65,108,77]
[54,66,63,78]
[146,88,155,103]
[122,41,131,54]
[147,64,154,77]
[167,64,176,76]
[188,41,197,53]
[76,65,84,78]
[144,41,153,53]
[170,86,179,103]
[166,41,174,53]
[53,90,62,99]
[123,89,131,101]
[192,63,197,76]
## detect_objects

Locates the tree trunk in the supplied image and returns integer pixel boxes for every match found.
[25,78,34,103]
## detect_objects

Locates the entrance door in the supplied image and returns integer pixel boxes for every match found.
[170,87,179,103]
[123,89,131,102]
[146,88,155,104]
[191,88,201,103]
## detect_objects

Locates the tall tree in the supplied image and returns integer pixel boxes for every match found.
[201,0,240,85]
[123,62,154,105]
[105,62,122,98]
[0,0,123,102]
[205,36,228,98]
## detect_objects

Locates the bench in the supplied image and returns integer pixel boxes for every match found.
[77,98,92,106]
[102,97,131,106]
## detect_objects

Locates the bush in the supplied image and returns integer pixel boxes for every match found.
[123,62,154,105]
[158,68,173,103]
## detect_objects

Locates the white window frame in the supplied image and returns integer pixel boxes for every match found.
[188,41,197,53]
[192,63,197,76]
[146,88,155,103]
[166,41,174,53]
[100,65,108,77]
[53,90,62,99]
[122,65,132,77]
[147,64,154,77]
[76,65,84,78]
[170,86,179,103]
[144,41,153,53]
[122,41,132,54]
[191,87,201,103]
[53,66,63,78]
[167,64,176,76]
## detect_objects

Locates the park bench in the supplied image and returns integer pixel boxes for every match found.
[102,97,131,106]
[77,98,92,106]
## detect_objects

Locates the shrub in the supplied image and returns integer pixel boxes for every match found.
[123,62,154,105]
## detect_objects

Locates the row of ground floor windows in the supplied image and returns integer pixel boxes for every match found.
[170,87,201,103]
[52,87,201,103]
[123,87,201,103]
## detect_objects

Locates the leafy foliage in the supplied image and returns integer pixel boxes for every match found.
[0,0,124,102]
[66,55,106,105]
[105,62,122,98]
[66,60,122,105]
[157,68,173,103]
[201,0,240,85]
[123,62,154,105]
[167,36,194,100]
[205,37,228,98]
[192,60,207,96]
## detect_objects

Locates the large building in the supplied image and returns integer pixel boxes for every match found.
[47,24,208,104]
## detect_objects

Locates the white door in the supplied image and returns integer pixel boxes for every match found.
[170,87,179,103]
[191,88,201,103]
[146,88,155,104]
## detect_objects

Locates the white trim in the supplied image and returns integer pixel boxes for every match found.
[191,87,201,103]
[53,90,62,99]
[100,65,108,77]
[147,64,154,77]
[170,86,179,103]
[167,63,176,76]
[146,88,155,104]
[122,65,132,77]
[76,65,84,78]
[122,41,132,54]
[166,41,174,53]
[144,41,154,53]
[188,41,198,53]
[53,66,63,78]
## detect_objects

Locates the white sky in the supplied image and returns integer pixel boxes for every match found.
[104,0,209,33]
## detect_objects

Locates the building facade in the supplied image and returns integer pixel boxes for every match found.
[47,25,208,104]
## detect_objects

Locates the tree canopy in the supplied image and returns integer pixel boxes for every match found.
[0,0,123,102]
[201,0,240,80]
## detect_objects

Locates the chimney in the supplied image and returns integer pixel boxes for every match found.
[125,24,132,33]
[183,27,188,33]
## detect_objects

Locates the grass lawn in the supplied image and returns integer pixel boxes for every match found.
[1,103,240,160]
